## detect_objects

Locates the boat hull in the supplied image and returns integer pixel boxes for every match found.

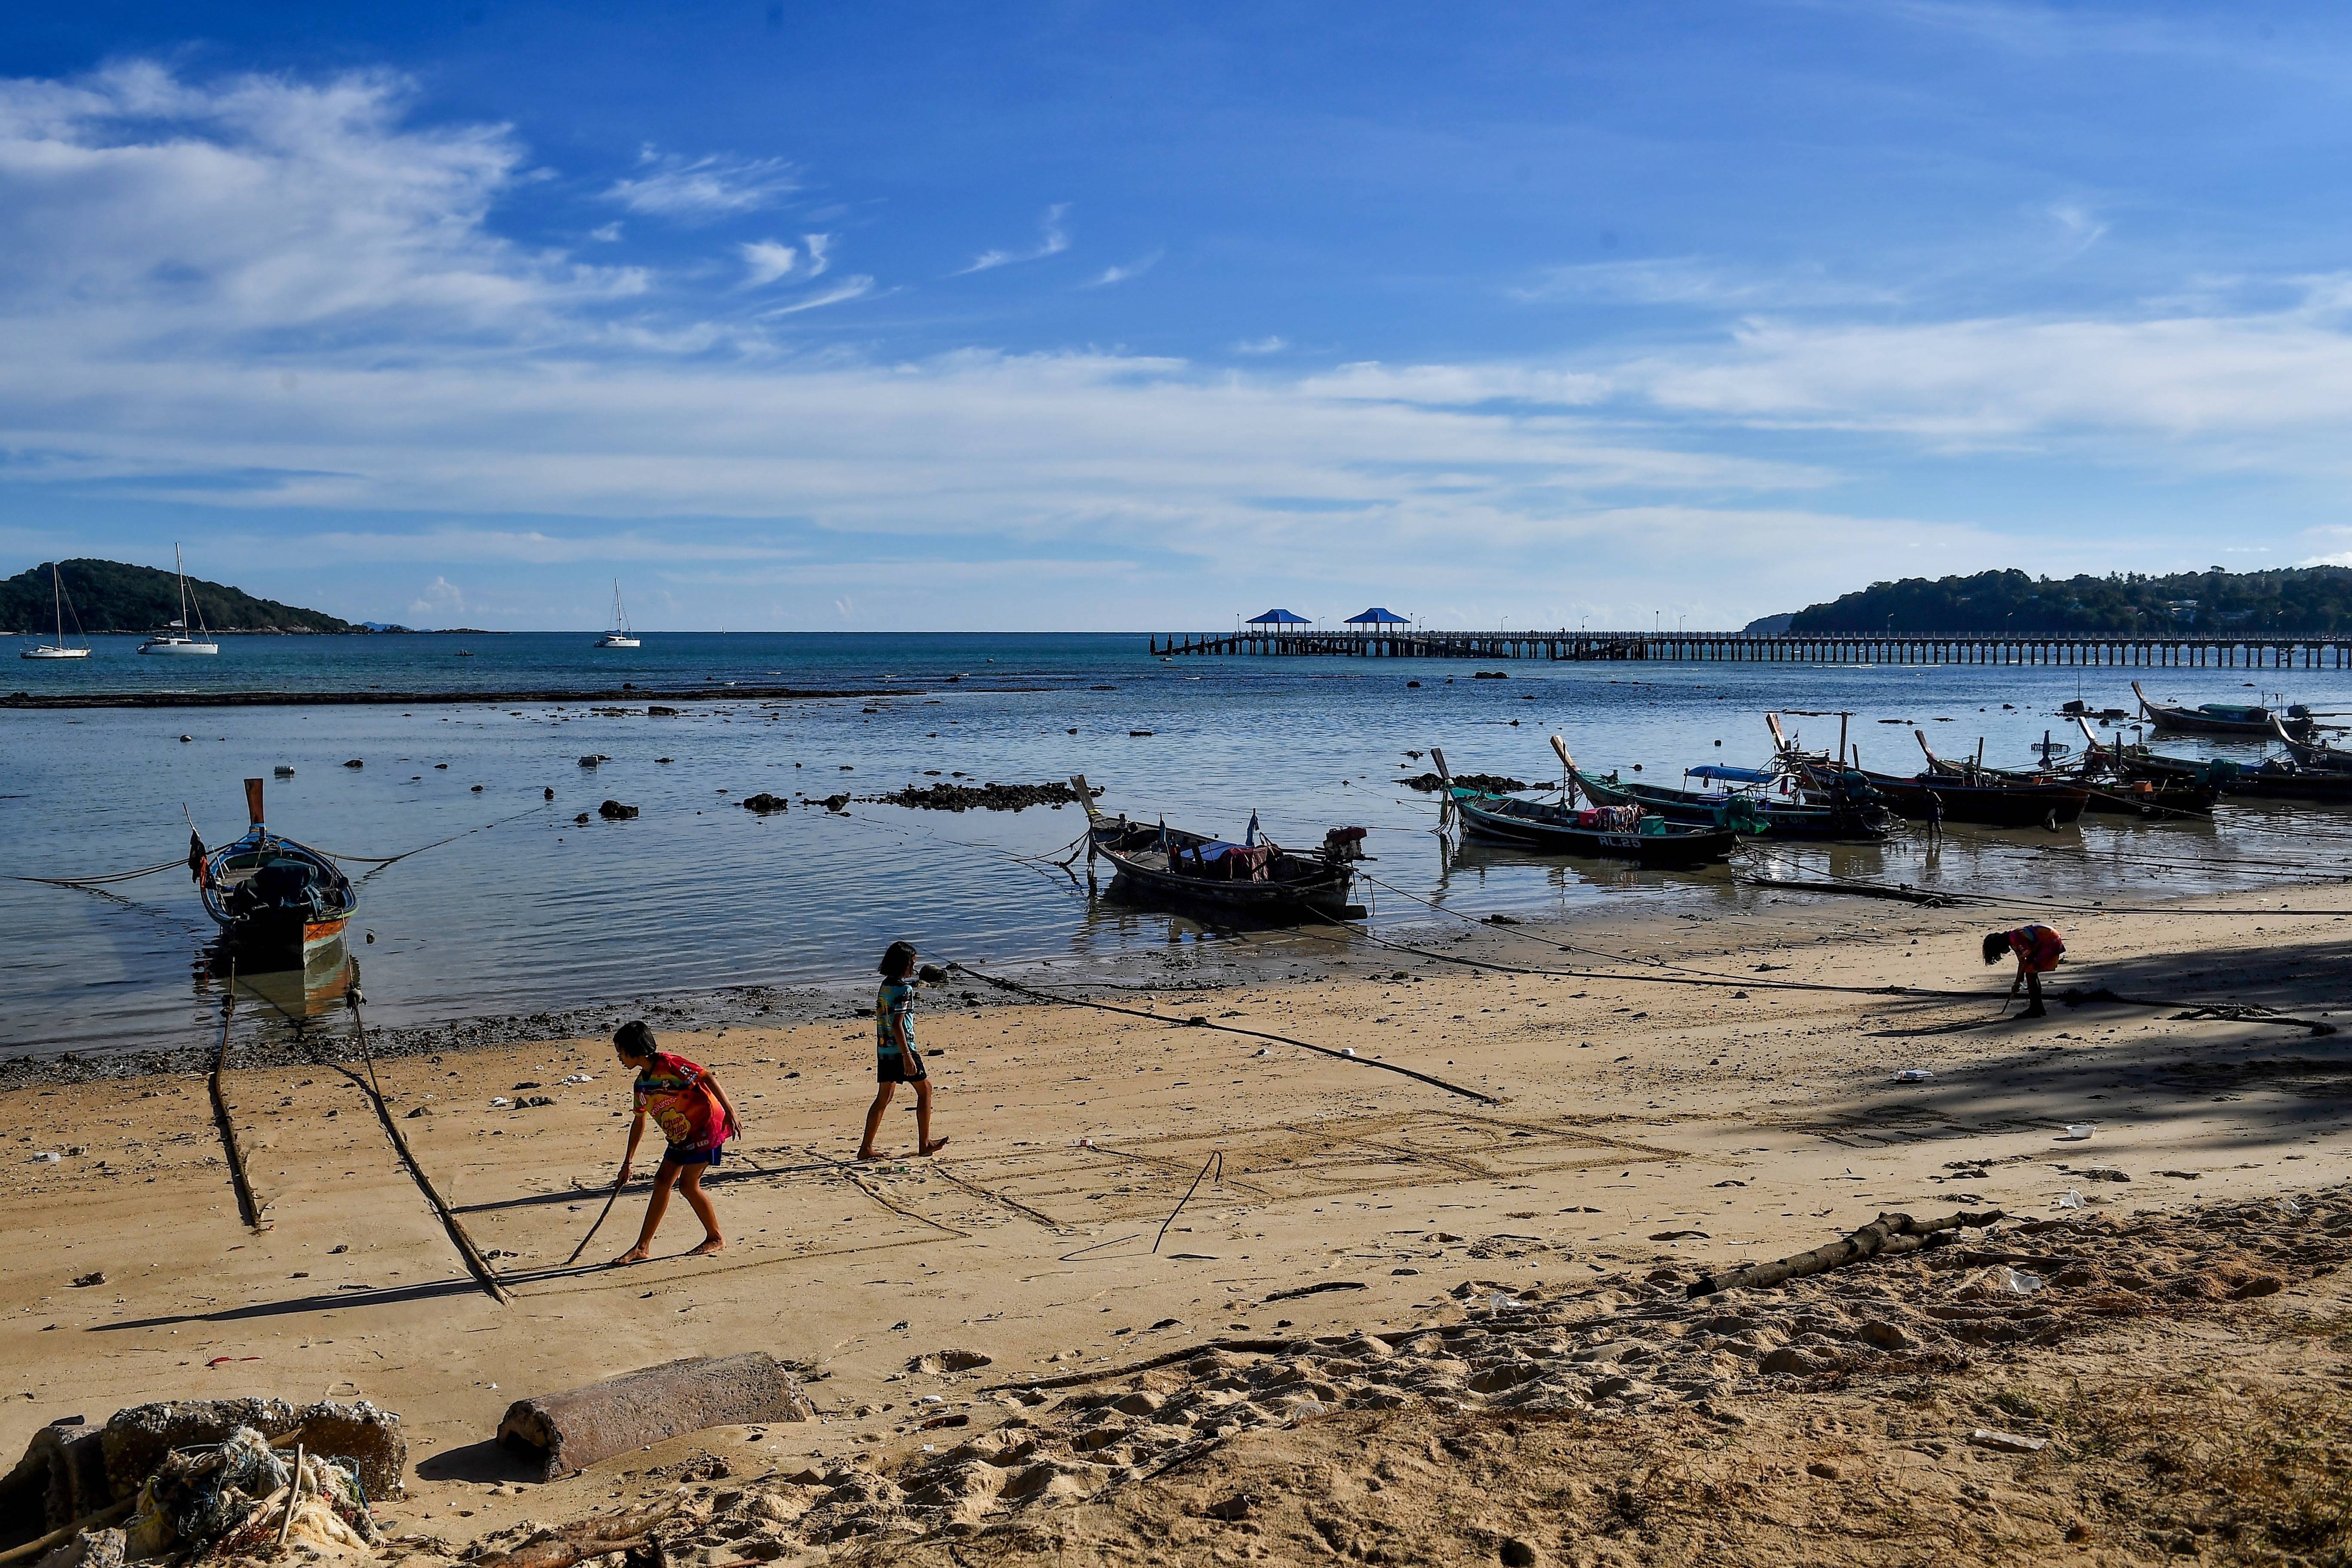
[139,641,218,655]
[19,647,88,659]
[1450,789,1738,865]
[200,832,359,960]
[1815,767,2089,826]
[1087,818,1362,923]
[1570,767,1892,841]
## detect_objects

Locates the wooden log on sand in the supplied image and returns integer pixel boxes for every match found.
[1686,1209,2007,1299]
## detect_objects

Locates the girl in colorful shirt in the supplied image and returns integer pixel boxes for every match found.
[859,941,947,1160]
[610,1020,741,1264]
[1983,924,2065,1018]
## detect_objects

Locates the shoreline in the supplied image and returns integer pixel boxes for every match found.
[2,868,2347,1562]
[0,683,942,710]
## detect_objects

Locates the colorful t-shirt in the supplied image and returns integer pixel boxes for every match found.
[634,1052,720,1151]
[2007,924,2066,973]
[876,981,916,1063]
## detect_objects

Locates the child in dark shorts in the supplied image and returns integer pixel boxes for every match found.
[610,1020,741,1264]
[859,940,947,1161]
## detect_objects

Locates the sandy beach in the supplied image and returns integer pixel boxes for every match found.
[6,881,2350,1564]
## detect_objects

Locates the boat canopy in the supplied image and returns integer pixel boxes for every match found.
[1345,607,1410,625]
[1684,764,1777,784]
[1247,609,1311,625]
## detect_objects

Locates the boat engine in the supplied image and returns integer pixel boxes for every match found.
[1321,826,1370,862]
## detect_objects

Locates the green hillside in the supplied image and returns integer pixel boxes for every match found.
[1786,566,2352,638]
[0,558,357,635]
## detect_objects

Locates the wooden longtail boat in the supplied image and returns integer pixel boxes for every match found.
[197,778,358,961]
[2272,715,2352,774]
[1076,775,1366,922]
[1566,760,1895,840]
[2126,746,2352,803]
[1771,724,2090,827]
[1436,749,1739,866]
[2133,681,2314,740]
[2065,718,2219,816]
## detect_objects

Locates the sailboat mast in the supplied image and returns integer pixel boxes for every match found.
[176,545,188,630]
[54,564,64,643]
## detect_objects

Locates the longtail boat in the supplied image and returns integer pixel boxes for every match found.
[1076,775,1366,921]
[197,778,357,961]
[1770,721,2090,827]
[2134,680,2314,740]
[1564,755,1894,840]
[2272,715,2352,774]
[1435,748,1739,866]
[2064,717,2218,816]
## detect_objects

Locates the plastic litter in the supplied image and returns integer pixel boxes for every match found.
[2060,1122,2095,1140]
[2001,1268,2045,1294]
[1489,1294,1520,1313]
[1342,1047,1357,1058]
[490,1097,513,1108]
[31,1151,60,1163]
[561,1074,595,1084]
[2056,1189,2084,1210]
[1889,1069,1933,1083]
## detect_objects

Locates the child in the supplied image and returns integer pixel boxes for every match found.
[1983,924,2065,1018]
[859,941,947,1161]
[610,1020,741,1264]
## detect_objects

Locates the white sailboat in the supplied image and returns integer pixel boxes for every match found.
[137,545,220,656]
[594,580,640,648]
[20,562,91,659]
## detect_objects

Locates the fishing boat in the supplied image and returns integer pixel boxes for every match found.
[1771,723,2090,827]
[2272,715,2352,774]
[137,545,220,655]
[594,581,640,648]
[1563,747,1894,841]
[1077,775,1366,921]
[2065,718,2218,816]
[197,779,357,960]
[1436,749,1739,866]
[2133,680,2312,740]
[19,562,90,659]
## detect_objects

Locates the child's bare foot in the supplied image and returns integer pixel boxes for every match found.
[689,1236,725,1257]
[854,1149,883,1161]
[920,1137,950,1157]
[610,1246,650,1266]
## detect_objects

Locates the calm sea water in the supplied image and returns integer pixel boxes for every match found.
[5,631,2345,1060]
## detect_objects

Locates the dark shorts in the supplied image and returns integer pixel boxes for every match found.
[662,1143,723,1168]
[878,1050,927,1086]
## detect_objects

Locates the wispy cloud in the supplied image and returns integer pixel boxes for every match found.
[1233,336,1288,355]
[1085,250,1161,288]
[1509,256,1904,309]
[957,203,1070,275]
[606,146,797,220]
[738,239,800,287]
[756,275,875,315]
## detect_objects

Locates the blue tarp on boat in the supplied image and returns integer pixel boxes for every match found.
[1684,765,1776,784]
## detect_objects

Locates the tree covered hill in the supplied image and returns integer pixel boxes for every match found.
[1786,567,2352,638]
[1,558,357,634]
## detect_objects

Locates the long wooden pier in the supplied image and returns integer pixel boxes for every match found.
[1150,630,2352,668]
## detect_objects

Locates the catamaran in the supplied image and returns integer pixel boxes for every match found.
[20,562,90,659]
[594,580,640,648]
[137,545,220,655]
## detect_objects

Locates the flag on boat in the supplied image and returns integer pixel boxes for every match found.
[1245,810,1261,847]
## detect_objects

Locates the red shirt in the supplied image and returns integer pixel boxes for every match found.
[634,1052,721,1150]
[2007,924,2065,973]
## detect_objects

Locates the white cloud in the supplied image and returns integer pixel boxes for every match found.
[1510,256,1904,309]
[1085,250,1161,288]
[588,222,622,243]
[738,239,799,287]
[605,146,797,220]
[757,276,874,315]
[957,203,1071,274]
[1233,336,1288,354]
[802,232,832,277]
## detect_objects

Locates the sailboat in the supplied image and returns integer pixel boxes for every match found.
[137,545,221,655]
[20,562,91,659]
[594,580,640,648]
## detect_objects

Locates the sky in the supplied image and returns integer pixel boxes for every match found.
[3,2,2352,631]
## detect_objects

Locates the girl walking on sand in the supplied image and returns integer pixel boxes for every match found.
[610,1021,742,1264]
[859,941,948,1160]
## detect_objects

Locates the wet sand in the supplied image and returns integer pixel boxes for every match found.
[4,881,2349,1562]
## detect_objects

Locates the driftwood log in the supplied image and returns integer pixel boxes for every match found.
[1687,1209,2007,1299]
[497,1356,810,1481]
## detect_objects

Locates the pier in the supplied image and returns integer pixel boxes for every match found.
[1151,630,2352,668]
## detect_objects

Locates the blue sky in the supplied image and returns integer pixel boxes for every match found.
[2,2,2349,630]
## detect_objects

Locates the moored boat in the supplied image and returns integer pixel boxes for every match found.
[137,544,220,655]
[2134,680,2312,740]
[1077,775,1365,921]
[1566,757,1894,840]
[1436,749,1739,866]
[2272,715,2352,774]
[20,562,90,660]
[197,779,357,959]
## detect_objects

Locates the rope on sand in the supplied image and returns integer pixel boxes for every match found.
[206,970,271,1232]
[334,995,512,1304]
[947,961,1499,1106]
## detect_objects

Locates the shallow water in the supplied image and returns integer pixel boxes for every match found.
[5,631,2344,1060]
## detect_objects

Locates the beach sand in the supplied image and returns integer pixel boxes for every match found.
[5,882,2350,1563]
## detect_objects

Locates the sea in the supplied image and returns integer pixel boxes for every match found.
[5,630,2345,1063]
